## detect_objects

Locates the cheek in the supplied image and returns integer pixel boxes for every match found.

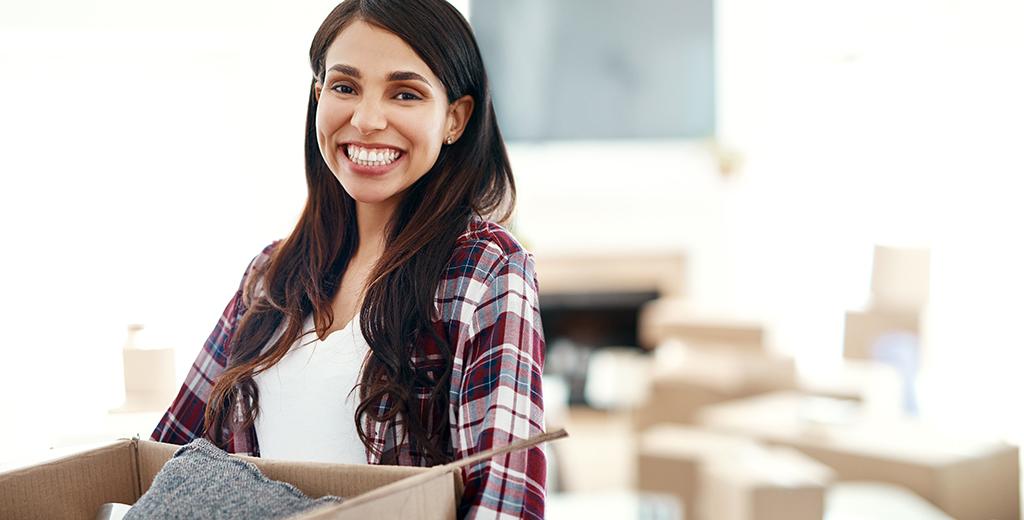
[314,105,328,149]
[315,100,348,141]
[405,118,446,161]
[411,134,443,170]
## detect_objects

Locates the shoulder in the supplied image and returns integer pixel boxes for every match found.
[248,239,283,271]
[439,217,538,311]
[239,239,285,310]
[449,216,535,282]
[455,216,526,256]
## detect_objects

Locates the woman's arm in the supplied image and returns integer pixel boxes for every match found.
[452,249,548,520]
[150,242,278,455]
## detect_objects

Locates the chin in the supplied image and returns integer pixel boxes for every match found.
[339,183,399,205]
[349,193,396,205]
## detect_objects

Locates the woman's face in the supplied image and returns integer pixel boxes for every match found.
[315,20,472,209]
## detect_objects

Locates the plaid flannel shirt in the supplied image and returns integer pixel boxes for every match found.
[151,217,547,519]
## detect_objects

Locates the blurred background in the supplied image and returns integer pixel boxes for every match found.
[1,0,1022,518]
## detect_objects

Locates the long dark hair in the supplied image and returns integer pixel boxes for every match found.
[203,0,514,466]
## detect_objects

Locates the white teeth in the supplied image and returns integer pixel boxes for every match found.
[346,145,401,166]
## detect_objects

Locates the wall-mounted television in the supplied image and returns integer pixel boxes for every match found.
[471,0,716,141]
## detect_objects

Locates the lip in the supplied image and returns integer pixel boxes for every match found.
[338,143,405,177]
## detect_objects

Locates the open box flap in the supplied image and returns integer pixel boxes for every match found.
[299,428,569,518]
[439,428,568,473]
[0,439,139,520]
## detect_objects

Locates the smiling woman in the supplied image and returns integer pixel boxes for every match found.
[149,1,547,519]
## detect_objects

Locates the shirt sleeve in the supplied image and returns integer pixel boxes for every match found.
[452,250,548,520]
[150,244,275,454]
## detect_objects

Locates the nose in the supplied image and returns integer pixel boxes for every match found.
[350,97,387,135]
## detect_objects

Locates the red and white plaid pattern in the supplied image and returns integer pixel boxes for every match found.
[152,217,547,519]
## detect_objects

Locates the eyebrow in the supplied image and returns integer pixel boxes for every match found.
[326,64,432,86]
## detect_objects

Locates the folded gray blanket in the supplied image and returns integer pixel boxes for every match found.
[124,438,344,520]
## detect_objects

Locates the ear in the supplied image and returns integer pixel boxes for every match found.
[444,95,475,143]
[314,81,322,103]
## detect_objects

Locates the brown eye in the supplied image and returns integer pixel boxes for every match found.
[332,84,355,94]
[395,92,421,101]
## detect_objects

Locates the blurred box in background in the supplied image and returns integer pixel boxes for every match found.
[535,253,687,298]
[638,298,766,352]
[843,245,931,416]
[827,482,955,520]
[632,341,796,431]
[700,444,834,520]
[796,359,905,417]
[696,392,1020,520]
[637,424,835,520]
[843,308,921,361]
[870,245,930,312]
[637,424,756,520]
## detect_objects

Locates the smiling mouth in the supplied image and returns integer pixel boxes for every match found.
[345,144,403,167]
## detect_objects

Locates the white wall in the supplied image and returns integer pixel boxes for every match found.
[715,0,1024,439]
[0,1,338,454]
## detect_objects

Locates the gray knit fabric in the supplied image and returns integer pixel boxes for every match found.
[124,438,345,520]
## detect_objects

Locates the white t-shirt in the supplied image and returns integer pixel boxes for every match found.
[253,312,370,464]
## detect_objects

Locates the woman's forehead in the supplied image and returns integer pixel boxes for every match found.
[323,20,440,86]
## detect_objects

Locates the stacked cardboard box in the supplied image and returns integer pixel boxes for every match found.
[636,424,755,520]
[869,245,930,312]
[556,407,635,492]
[638,298,765,352]
[696,392,1020,520]
[795,359,904,417]
[827,482,955,519]
[636,424,834,520]
[843,308,921,361]
[844,245,929,361]
[534,252,687,297]
[699,445,834,520]
[632,342,796,431]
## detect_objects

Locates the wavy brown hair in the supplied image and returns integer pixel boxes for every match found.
[202,0,514,466]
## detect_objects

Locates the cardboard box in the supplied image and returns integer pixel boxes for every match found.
[843,308,920,361]
[632,344,796,431]
[0,429,567,520]
[699,445,834,520]
[533,252,686,297]
[870,245,930,312]
[556,407,635,492]
[636,424,834,520]
[697,392,1020,520]
[638,299,766,352]
[827,482,955,519]
[796,359,904,417]
[636,424,759,520]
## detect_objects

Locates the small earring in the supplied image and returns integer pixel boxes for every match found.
[445,136,454,145]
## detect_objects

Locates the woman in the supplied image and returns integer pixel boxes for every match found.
[150,1,547,518]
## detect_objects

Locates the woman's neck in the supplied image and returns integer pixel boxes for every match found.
[353,198,397,261]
